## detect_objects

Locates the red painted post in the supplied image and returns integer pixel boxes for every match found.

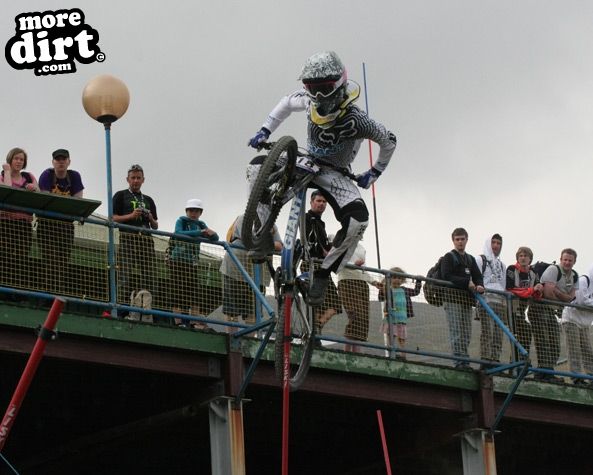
[376,409,393,475]
[0,298,66,451]
[281,295,292,475]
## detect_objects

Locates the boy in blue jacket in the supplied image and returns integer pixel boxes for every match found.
[169,199,218,327]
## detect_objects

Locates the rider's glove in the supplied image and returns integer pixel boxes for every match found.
[247,127,271,149]
[356,167,381,189]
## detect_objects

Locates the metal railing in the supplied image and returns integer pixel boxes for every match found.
[2,201,593,388]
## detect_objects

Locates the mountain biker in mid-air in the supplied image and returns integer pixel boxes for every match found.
[247,51,397,305]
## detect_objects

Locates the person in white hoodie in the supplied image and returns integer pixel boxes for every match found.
[561,265,593,386]
[475,234,507,366]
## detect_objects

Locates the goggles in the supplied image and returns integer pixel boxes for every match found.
[303,74,346,100]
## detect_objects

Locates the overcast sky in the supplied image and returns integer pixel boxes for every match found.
[3,1,593,277]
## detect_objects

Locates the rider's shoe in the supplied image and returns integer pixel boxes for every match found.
[308,270,329,306]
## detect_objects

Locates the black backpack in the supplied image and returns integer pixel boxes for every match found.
[532,261,554,280]
[532,261,578,284]
[424,251,459,307]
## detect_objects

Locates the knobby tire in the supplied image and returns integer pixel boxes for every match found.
[274,282,315,391]
[242,136,297,250]
[274,207,314,391]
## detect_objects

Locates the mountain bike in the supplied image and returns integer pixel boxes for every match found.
[242,136,356,391]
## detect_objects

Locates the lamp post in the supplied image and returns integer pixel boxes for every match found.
[82,75,130,318]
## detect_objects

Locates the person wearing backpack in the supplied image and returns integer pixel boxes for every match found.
[474,234,507,368]
[0,147,39,290]
[561,265,593,386]
[531,248,579,382]
[506,246,543,358]
[441,227,484,369]
[37,149,85,293]
[169,199,218,328]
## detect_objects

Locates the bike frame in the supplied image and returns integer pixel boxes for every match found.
[280,188,307,282]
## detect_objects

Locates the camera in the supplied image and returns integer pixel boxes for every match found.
[137,204,149,217]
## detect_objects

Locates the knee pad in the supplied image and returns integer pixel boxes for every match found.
[339,199,369,223]
[333,214,368,248]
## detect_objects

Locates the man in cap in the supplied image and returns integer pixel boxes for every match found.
[38,149,84,197]
[37,148,85,293]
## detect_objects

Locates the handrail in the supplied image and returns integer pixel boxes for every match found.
[2,202,593,391]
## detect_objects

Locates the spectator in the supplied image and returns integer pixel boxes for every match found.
[531,249,579,382]
[441,227,484,369]
[561,264,593,386]
[38,149,84,197]
[220,214,282,332]
[0,147,39,289]
[303,191,341,339]
[169,198,219,328]
[336,241,375,353]
[379,267,422,359]
[112,164,158,314]
[37,148,85,293]
[506,246,543,359]
[475,234,507,367]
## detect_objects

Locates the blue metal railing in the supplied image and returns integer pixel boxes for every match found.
[2,200,593,388]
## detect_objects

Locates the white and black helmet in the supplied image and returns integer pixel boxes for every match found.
[299,51,348,115]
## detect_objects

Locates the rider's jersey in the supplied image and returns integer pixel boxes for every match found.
[261,89,396,173]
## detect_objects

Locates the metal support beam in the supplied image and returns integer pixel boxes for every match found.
[476,373,495,430]
[209,397,245,475]
[460,429,497,475]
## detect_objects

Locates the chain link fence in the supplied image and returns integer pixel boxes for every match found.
[1,205,592,385]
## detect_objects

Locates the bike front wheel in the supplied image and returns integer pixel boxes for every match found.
[275,279,316,391]
[242,136,297,250]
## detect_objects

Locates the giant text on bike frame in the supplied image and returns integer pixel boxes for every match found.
[284,194,304,251]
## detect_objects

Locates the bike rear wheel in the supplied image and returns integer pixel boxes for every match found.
[242,136,297,250]
[275,279,316,391]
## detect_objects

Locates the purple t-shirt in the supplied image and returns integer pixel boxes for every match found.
[38,169,84,196]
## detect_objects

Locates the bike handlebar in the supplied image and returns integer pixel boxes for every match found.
[259,141,357,181]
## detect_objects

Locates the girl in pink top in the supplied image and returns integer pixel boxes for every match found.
[0,147,38,289]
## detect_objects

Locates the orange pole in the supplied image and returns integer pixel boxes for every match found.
[281,295,293,475]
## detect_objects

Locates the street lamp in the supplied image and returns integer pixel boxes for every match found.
[82,75,130,318]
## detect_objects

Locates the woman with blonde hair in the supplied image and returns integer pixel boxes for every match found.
[1,147,39,289]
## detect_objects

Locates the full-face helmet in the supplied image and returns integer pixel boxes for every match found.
[299,51,348,115]
[298,51,360,128]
